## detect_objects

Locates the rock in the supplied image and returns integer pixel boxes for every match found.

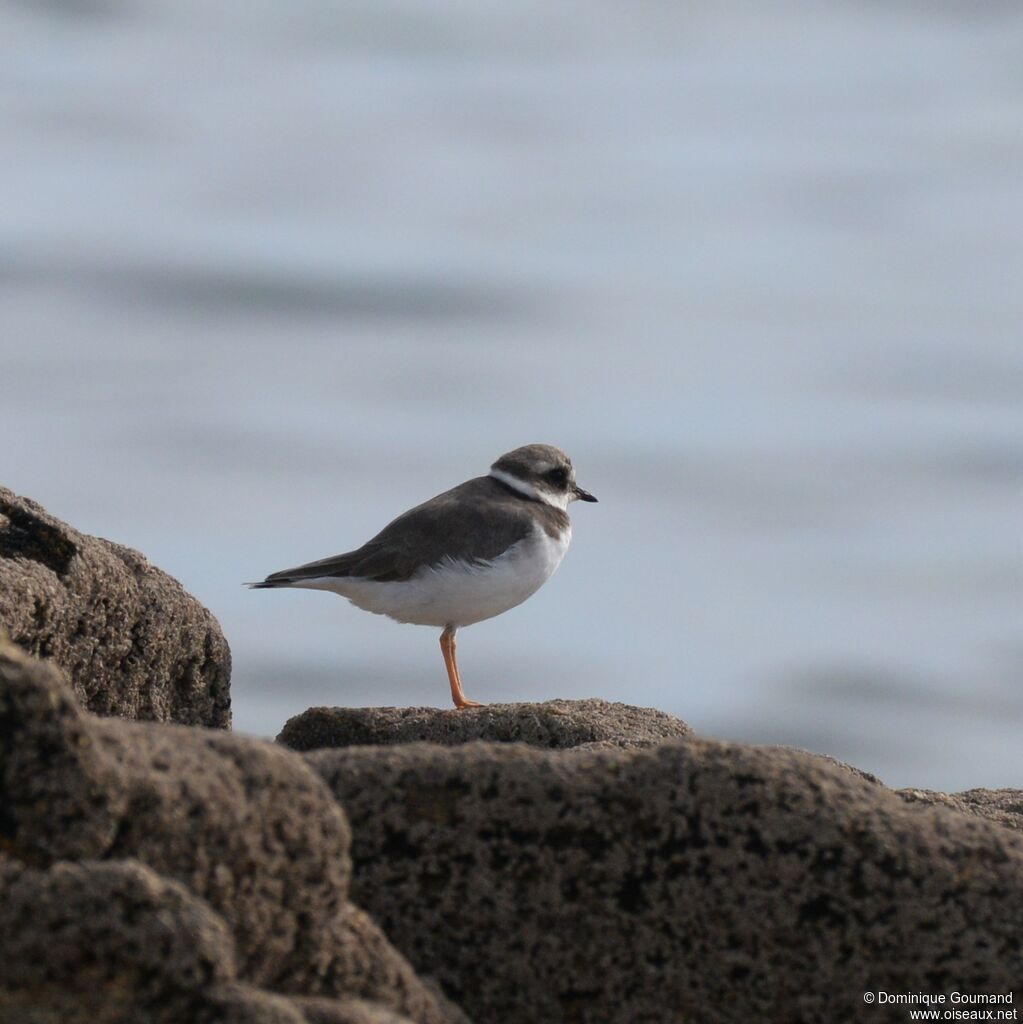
[898,787,1023,834]
[304,738,1023,1024]
[0,485,230,727]
[778,746,886,786]
[0,647,125,862]
[0,858,235,1022]
[203,987,322,1024]
[292,997,419,1024]
[0,859,420,1024]
[0,644,462,1024]
[283,904,467,1023]
[279,698,691,752]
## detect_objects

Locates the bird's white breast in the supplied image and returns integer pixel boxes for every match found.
[300,522,571,628]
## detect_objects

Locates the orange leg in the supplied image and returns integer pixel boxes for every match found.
[440,627,482,709]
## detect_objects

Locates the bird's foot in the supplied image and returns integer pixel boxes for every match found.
[453,698,484,710]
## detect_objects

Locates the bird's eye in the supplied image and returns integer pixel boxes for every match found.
[545,467,569,487]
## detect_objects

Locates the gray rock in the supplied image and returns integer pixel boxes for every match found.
[0,858,234,1022]
[0,646,125,862]
[0,644,462,1024]
[305,738,1023,1024]
[292,997,419,1024]
[898,787,1023,834]
[203,986,318,1024]
[278,698,691,752]
[0,485,230,727]
[777,746,886,786]
[0,859,419,1024]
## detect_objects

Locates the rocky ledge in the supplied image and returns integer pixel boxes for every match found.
[0,486,230,726]
[0,643,465,1024]
[1,490,1020,1023]
[278,698,691,751]
[290,713,1023,1024]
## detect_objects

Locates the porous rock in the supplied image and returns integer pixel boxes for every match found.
[0,859,419,1024]
[0,644,459,1024]
[898,786,1023,834]
[305,738,1023,1024]
[292,996,420,1024]
[0,858,234,1022]
[279,698,691,752]
[0,485,230,726]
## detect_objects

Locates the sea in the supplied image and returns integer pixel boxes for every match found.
[3,0,1022,790]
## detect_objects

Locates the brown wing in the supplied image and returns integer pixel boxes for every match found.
[259,476,538,585]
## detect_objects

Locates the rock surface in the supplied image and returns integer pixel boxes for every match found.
[0,858,419,1024]
[1,857,236,1023]
[305,738,1023,1024]
[0,485,230,727]
[0,644,463,1024]
[291,997,421,1024]
[898,786,1023,834]
[279,698,691,752]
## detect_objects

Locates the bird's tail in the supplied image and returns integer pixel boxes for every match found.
[244,576,297,589]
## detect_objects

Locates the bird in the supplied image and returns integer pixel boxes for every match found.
[249,444,597,708]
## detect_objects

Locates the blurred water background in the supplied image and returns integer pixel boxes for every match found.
[3,1,1022,790]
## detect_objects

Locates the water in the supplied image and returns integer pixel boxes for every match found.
[3,1,1022,791]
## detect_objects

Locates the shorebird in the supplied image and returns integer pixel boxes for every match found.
[249,444,596,708]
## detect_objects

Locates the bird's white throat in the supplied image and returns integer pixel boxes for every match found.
[488,468,571,511]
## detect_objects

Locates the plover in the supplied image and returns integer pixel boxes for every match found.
[249,444,596,708]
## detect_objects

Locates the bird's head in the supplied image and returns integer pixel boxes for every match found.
[489,444,597,510]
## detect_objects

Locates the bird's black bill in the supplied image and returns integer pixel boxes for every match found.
[574,486,598,502]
